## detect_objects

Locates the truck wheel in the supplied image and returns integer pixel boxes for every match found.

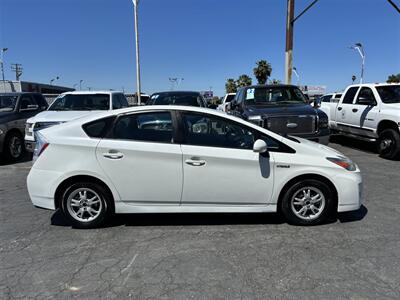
[281,179,335,226]
[61,182,114,229]
[3,131,25,161]
[378,129,400,160]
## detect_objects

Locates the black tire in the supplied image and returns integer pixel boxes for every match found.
[61,182,114,229]
[281,179,335,226]
[378,129,400,160]
[3,131,25,161]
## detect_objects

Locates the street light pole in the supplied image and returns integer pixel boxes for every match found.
[349,43,365,84]
[79,80,83,90]
[133,0,142,105]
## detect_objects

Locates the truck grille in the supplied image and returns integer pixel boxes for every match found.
[265,115,316,135]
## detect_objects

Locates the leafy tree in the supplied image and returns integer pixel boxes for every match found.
[236,74,252,88]
[225,78,237,93]
[271,78,282,85]
[387,74,400,83]
[253,60,272,85]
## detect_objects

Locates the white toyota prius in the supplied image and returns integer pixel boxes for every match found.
[27,106,362,228]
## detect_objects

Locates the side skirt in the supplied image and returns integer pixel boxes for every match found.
[115,203,277,214]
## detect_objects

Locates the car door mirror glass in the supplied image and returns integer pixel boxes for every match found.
[253,139,268,153]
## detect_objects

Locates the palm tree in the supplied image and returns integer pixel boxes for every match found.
[387,74,400,83]
[253,60,272,85]
[236,74,252,88]
[225,78,237,93]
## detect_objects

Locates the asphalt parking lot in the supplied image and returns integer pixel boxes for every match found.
[0,136,399,300]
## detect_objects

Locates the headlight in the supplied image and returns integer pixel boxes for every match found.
[0,128,4,136]
[247,115,264,127]
[327,157,357,171]
[319,118,329,129]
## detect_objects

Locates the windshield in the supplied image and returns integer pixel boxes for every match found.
[0,95,18,112]
[48,94,110,111]
[244,87,307,105]
[148,93,201,106]
[376,85,400,104]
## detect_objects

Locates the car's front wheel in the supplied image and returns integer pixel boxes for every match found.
[281,179,335,226]
[61,182,113,229]
[378,129,400,160]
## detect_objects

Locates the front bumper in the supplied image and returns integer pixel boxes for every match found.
[334,171,363,212]
[294,129,330,145]
[25,140,36,152]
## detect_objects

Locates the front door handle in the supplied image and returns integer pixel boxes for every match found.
[103,150,124,160]
[185,158,206,166]
[337,107,343,111]
[352,108,358,113]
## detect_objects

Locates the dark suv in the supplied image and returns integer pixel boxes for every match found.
[0,93,48,161]
[228,85,330,144]
[147,91,207,107]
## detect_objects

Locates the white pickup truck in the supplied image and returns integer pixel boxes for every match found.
[320,83,400,159]
[25,91,129,151]
[216,93,236,112]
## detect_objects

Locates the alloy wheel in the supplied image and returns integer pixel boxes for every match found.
[67,188,103,222]
[290,186,326,220]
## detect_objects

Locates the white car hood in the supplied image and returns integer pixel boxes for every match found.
[287,136,346,158]
[27,110,101,123]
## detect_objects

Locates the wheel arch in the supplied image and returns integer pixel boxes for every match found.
[377,120,399,135]
[54,175,115,210]
[277,173,338,213]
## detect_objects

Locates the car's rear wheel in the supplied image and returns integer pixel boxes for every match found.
[281,179,335,226]
[3,131,24,161]
[61,182,113,229]
[378,129,400,160]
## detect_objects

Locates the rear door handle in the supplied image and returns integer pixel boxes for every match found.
[352,108,358,113]
[103,151,124,160]
[337,107,343,111]
[185,158,206,166]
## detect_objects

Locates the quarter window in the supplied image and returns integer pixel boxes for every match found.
[113,112,173,143]
[181,113,279,150]
[342,87,359,104]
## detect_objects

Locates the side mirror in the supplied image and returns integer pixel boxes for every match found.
[20,104,39,112]
[253,139,268,153]
[358,97,376,106]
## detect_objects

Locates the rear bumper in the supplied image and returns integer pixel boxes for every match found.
[27,167,61,210]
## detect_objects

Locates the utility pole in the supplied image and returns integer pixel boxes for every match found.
[1,48,8,83]
[132,0,142,105]
[285,0,320,84]
[11,63,23,81]
[285,0,295,84]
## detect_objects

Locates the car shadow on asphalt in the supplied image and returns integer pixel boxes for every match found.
[0,153,32,166]
[50,205,368,228]
[329,135,378,155]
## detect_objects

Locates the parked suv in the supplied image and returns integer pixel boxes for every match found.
[147,91,207,107]
[228,85,330,144]
[0,93,48,161]
[320,83,400,159]
[25,91,128,151]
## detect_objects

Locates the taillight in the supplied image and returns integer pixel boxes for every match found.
[33,132,49,161]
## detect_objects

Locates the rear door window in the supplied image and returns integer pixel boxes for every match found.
[113,112,173,143]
